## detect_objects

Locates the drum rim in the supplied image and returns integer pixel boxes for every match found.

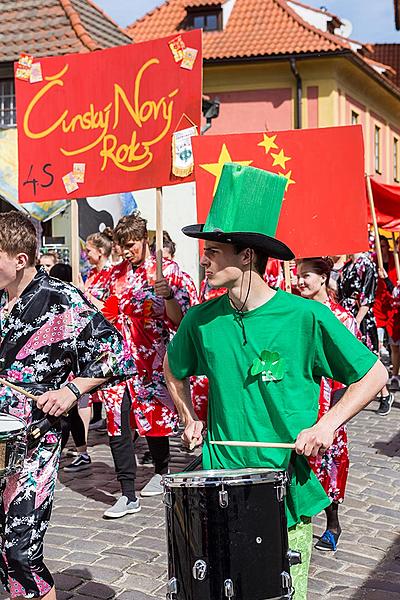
[0,413,27,436]
[163,467,287,487]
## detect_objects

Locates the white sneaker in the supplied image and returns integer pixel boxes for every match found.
[103,496,141,518]
[140,473,164,497]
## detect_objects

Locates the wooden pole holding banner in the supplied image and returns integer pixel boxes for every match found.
[70,199,80,286]
[156,187,164,281]
[366,175,384,271]
[392,232,400,281]
[283,261,292,293]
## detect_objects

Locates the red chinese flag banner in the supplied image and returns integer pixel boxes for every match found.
[368,178,400,230]
[193,125,368,258]
[15,31,202,203]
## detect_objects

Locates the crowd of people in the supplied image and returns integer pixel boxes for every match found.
[0,163,393,600]
[38,224,398,537]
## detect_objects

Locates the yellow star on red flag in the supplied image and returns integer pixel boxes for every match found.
[199,143,253,195]
[258,134,278,155]
[271,149,291,169]
[279,169,296,190]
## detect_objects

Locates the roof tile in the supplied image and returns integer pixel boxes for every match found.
[0,0,132,62]
[127,0,347,59]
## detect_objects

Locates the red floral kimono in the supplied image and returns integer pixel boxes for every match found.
[308,298,358,503]
[84,261,113,301]
[103,256,190,436]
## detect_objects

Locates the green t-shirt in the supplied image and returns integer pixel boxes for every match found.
[167,289,377,527]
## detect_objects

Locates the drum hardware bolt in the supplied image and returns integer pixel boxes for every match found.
[275,483,286,502]
[163,491,173,507]
[281,571,293,592]
[192,559,207,580]
[224,579,234,598]
[256,537,262,544]
[219,489,229,508]
[166,577,178,598]
[286,549,302,566]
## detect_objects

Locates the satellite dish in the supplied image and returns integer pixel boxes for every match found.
[335,18,353,38]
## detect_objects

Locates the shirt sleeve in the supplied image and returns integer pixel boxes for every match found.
[359,261,377,306]
[167,307,203,379]
[312,303,378,384]
[71,290,135,381]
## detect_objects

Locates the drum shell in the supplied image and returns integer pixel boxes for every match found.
[0,416,27,478]
[165,471,290,600]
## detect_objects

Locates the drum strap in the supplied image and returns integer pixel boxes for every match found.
[287,450,297,483]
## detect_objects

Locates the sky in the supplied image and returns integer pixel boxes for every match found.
[96,0,399,43]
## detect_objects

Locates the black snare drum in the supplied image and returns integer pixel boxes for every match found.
[164,468,300,600]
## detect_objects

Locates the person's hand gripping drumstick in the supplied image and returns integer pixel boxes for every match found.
[182,420,204,450]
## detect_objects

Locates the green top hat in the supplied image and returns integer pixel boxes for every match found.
[183,163,294,260]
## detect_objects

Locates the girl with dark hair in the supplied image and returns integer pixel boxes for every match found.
[297,256,358,552]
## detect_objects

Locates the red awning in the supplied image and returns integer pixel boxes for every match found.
[368,178,400,231]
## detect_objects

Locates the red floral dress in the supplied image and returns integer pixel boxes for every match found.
[103,256,190,437]
[84,261,113,301]
[308,298,358,503]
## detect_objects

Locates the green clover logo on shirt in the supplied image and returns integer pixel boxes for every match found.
[251,350,285,382]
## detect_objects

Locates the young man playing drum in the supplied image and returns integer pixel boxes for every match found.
[164,164,388,599]
[0,211,132,600]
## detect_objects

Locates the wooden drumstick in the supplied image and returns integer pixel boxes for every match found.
[210,440,295,449]
[0,377,39,402]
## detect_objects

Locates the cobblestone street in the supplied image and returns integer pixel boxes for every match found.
[3,395,399,600]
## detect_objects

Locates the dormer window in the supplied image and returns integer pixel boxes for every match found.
[185,6,222,31]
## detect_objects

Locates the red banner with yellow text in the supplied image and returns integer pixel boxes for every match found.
[16,31,202,203]
[193,125,368,258]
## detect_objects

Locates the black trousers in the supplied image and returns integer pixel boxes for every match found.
[60,404,86,451]
[108,390,170,500]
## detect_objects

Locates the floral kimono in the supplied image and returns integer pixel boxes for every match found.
[103,256,190,436]
[308,298,359,503]
[0,269,130,598]
[338,254,378,352]
[84,261,113,301]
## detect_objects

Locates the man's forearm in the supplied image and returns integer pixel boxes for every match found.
[355,305,369,324]
[319,359,387,431]
[164,355,197,424]
[71,377,108,395]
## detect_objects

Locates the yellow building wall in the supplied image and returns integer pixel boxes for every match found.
[204,57,400,184]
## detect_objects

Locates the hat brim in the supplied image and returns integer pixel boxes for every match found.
[182,225,294,260]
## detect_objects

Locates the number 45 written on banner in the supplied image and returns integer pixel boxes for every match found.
[23,164,55,196]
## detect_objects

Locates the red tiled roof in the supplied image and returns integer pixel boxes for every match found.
[0,0,132,62]
[373,44,400,88]
[127,0,350,60]
[186,0,224,6]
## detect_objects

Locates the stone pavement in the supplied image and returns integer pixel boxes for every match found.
[2,394,400,600]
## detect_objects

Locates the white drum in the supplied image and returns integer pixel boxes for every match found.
[0,414,27,478]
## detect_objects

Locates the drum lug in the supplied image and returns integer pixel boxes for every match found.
[275,482,286,502]
[281,571,293,594]
[166,577,178,599]
[287,549,302,566]
[219,487,229,508]
[224,579,234,597]
[192,559,207,580]
[163,491,173,508]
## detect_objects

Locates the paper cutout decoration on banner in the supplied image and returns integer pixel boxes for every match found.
[169,35,186,62]
[172,126,197,177]
[30,63,43,84]
[15,31,202,204]
[73,163,86,183]
[62,172,79,194]
[181,48,198,70]
[15,53,33,81]
[192,125,368,258]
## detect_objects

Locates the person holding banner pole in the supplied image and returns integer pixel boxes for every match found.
[164,164,388,599]
[100,214,191,507]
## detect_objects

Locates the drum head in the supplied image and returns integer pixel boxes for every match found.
[0,414,26,433]
[164,467,286,487]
